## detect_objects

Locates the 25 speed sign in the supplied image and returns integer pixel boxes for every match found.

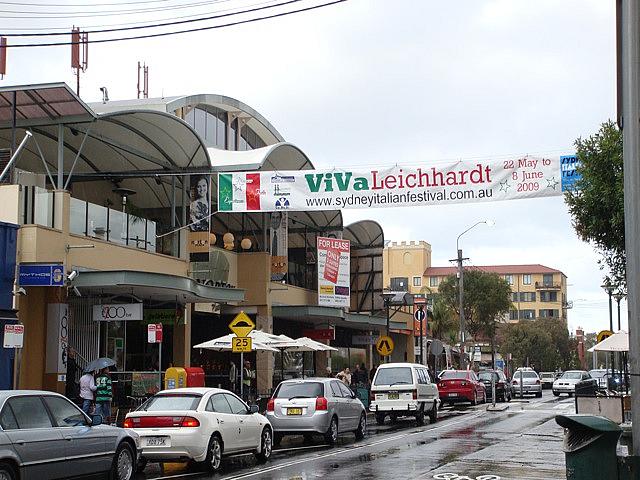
[232,337,252,352]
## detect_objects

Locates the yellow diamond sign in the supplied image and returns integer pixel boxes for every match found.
[376,335,394,356]
[229,311,255,338]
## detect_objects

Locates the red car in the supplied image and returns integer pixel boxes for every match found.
[437,370,487,405]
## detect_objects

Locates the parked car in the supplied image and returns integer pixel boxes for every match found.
[369,363,440,426]
[539,372,555,389]
[512,368,542,397]
[265,378,366,446]
[124,387,272,473]
[477,370,512,402]
[588,369,609,390]
[0,390,139,480]
[552,370,594,396]
[437,370,487,405]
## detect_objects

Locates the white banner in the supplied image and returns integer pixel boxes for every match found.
[93,303,143,322]
[217,156,564,212]
[317,237,350,307]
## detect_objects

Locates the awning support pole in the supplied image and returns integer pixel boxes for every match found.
[57,124,64,189]
[31,135,57,188]
[63,126,91,190]
[0,131,32,183]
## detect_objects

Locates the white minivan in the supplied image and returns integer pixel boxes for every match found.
[369,363,440,426]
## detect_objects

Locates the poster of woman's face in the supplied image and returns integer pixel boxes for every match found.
[189,176,210,232]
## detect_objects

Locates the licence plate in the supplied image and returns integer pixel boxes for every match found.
[145,436,168,447]
[448,392,458,397]
[287,408,302,415]
[387,393,399,400]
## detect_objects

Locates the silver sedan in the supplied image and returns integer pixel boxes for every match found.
[265,378,367,445]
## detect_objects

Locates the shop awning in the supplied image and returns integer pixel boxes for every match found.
[271,305,408,332]
[72,270,244,304]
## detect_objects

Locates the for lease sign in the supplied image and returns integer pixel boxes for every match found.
[317,237,350,308]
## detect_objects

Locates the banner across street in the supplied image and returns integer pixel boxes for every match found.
[218,155,576,213]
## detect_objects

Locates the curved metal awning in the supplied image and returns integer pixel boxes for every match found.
[208,143,313,172]
[344,220,384,249]
[271,305,407,332]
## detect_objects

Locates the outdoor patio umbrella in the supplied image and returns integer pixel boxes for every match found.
[295,337,339,352]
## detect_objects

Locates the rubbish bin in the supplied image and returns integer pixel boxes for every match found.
[556,414,622,479]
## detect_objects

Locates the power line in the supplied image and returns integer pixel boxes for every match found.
[0,0,179,6]
[3,0,347,47]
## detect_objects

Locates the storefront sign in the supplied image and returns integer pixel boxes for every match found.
[3,324,23,348]
[45,303,68,374]
[147,323,163,343]
[217,156,566,213]
[302,328,335,341]
[18,264,65,286]
[93,303,143,322]
[317,237,350,308]
[352,335,375,345]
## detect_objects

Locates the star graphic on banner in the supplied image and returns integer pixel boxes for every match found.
[547,177,559,190]
[499,179,511,193]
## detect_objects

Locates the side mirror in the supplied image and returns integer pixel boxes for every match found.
[91,414,103,426]
[249,405,259,414]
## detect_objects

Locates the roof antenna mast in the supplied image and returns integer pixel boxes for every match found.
[71,27,88,96]
[137,61,149,99]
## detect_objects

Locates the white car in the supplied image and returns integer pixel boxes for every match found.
[553,370,593,396]
[369,363,440,426]
[124,388,272,472]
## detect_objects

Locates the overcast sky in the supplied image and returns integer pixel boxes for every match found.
[2,0,625,334]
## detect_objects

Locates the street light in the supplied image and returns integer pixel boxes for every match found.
[613,291,626,331]
[601,281,616,373]
[455,219,494,369]
[381,290,395,337]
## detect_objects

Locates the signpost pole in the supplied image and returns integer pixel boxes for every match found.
[158,340,162,391]
[240,351,244,400]
[420,309,425,366]
[492,374,496,408]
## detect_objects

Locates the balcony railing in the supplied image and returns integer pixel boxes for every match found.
[535,281,561,290]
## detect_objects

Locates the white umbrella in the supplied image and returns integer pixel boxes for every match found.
[588,330,629,352]
[193,333,279,352]
[295,337,339,352]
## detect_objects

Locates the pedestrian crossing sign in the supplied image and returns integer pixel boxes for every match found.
[376,335,394,356]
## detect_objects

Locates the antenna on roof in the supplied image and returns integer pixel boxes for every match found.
[71,27,88,96]
[137,61,149,99]
[0,37,6,79]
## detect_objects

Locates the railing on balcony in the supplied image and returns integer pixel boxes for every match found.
[534,281,561,290]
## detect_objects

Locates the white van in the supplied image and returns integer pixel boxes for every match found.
[369,363,440,426]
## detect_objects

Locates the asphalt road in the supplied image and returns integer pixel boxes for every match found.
[137,390,571,480]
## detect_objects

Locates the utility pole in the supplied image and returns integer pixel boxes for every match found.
[458,248,466,369]
[620,0,640,458]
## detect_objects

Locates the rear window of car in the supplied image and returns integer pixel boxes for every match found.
[141,394,202,411]
[478,372,498,381]
[515,371,539,379]
[374,367,413,386]
[275,382,323,399]
[440,371,469,380]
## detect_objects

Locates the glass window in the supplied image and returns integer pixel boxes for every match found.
[87,202,107,240]
[478,372,499,382]
[509,310,518,320]
[520,309,536,320]
[520,292,536,302]
[209,394,232,414]
[374,367,413,386]
[337,382,353,398]
[540,291,558,302]
[216,111,226,149]
[108,208,127,246]
[429,277,439,287]
[143,394,202,411]
[329,381,342,397]
[523,274,532,285]
[69,197,87,236]
[504,275,514,285]
[543,274,554,286]
[7,396,53,429]
[228,117,237,150]
[0,406,18,430]
[224,394,248,415]
[440,371,469,380]
[413,276,422,287]
[43,396,87,427]
[128,215,147,249]
[275,382,323,399]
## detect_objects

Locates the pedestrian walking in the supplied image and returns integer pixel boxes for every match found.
[95,368,113,424]
[337,367,351,386]
[79,370,96,415]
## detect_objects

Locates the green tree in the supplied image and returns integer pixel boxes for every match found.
[428,295,457,342]
[437,270,512,342]
[565,120,625,288]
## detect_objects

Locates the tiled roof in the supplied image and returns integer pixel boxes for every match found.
[424,264,565,276]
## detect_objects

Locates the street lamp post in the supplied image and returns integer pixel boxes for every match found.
[381,290,395,363]
[614,292,626,331]
[455,220,494,370]
[601,282,616,371]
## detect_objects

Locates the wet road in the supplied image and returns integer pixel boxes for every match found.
[137,390,570,480]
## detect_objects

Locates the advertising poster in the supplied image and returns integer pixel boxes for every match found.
[45,303,68,374]
[270,211,288,281]
[188,175,212,254]
[317,237,350,307]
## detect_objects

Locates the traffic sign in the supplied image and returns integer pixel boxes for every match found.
[376,335,394,356]
[232,336,252,353]
[597,330,614,343]
[414,308,426,322]
[229,311,255,338]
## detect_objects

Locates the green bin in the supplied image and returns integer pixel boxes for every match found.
[556,414,622,480]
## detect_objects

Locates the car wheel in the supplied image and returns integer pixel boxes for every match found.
[0,462,16,480]
[324,416,338,445]
[135,457,147,473]
[390,414,398,424]
[375,413,386,425]
[355,413,367,440]
[273,433,283,447]
[415,405,425,426]
[110,442,134,480]
[553,391,559,397]
[428,402,437,423]
[471,392,477,406]
[205,435,223,472]
[255,427,272,462]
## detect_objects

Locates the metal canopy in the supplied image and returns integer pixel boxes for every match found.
[344,220,384,248]
[271,305,407,332]
[0,83,96,128]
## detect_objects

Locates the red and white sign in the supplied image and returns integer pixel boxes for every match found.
[147,323,163,343]
[413,296,427,305]
[317,237,350,308]
[3,324,24,348]
[302,328,335,341]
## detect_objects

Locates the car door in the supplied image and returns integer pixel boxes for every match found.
[328,381,346,429]
[43,395,108,476]
[224,393,260,451]
[207,394,241,452]
[423,369,439,402]
[337,382,358,431]
[0,395,67,479]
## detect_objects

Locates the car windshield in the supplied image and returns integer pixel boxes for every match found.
[275,382,323,399]
[590,370,607,378]
[374,367,413,385]
[561,372,583,380]
[440,371,469,380]
[478,372,498,381]
[141,394,201,411]
[515,371,538,379]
